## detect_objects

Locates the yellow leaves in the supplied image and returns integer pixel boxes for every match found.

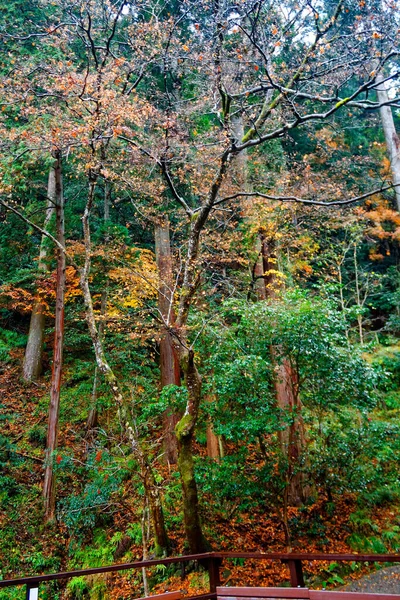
[105,246,158,321]
[64,266,81,302]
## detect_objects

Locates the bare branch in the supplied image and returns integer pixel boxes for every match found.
[216,183,400,208]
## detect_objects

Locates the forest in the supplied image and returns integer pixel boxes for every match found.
[0,0,400,597]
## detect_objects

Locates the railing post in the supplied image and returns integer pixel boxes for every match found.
[285,559,305,588]
[208,556,221,595]
[26,585,39,600]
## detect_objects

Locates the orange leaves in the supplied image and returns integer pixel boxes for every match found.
[0,284,34,314]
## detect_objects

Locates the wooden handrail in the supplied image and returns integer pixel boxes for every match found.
[1,551,399,595]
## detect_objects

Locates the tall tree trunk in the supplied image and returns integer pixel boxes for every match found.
[155,218,181,464]
[353,242,364,346]
[23,169,56,381]
[175,348,209,554]
[43,153,65,522]
[274,356,306,506]
[376,71,400,212]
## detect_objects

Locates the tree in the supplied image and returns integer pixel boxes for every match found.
[42,151,65,522]
[1,0,400,554]
[155,217,181,464]
[202,291,378,543]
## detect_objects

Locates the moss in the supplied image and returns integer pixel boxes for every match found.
[175,413,193,441]
[334,97,350,110]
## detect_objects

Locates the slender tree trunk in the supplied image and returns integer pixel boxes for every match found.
[253,235,267,300]
[376,71,400,212]
[43,153,65,522]
[23,169,56,381]
[141,498,150,595]
[86,291,107,431]
[337,258,350,343]
[155,219,181,464]
[353,243,364,345]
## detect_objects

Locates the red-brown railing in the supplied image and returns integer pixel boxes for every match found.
[0,552,399,600]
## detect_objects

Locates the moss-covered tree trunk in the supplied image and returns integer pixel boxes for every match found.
[175,348,209,554]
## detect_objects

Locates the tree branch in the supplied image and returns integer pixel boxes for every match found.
[216,183,400,208]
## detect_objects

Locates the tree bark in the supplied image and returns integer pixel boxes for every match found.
[274,357,307,506]
[376,71,400,212]
[23,169,56,381]
[155,219,181,464]
[43,153,65,522]
[206,410,221,460]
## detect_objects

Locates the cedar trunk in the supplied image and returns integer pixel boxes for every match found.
[155,219,181,464]
[274,358,307,506]
[43,153,65,522]
[23,169,56,381]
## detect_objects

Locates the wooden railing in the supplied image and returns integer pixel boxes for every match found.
[0,552,399,600]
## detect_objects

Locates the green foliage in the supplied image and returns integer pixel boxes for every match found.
[0,327,27,363]
[66,530,125,599]
[58,449,129,535]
